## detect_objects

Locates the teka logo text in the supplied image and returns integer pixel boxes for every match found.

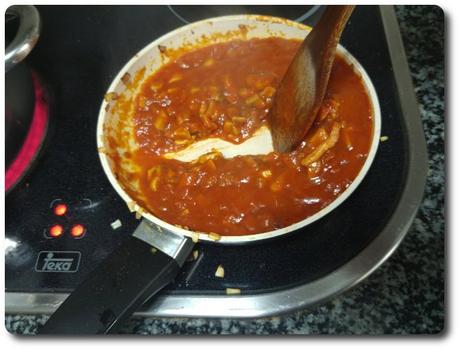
[35,251,81,273]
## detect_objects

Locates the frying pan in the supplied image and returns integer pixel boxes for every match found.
[39,15,381,334]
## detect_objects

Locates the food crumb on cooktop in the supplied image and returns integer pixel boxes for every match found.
[226,288,241,295]
[192,250,199,260]
[110,219,122,230]
[187,250,199,262]
[380,135,389,142]
[215,264,225,278]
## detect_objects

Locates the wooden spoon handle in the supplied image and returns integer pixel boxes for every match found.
[269,5,355,152]
[306,5,355,106]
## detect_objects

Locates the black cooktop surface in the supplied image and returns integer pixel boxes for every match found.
[5,5,407,295]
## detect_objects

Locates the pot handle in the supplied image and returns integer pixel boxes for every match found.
[38,220,195,334]
[5,5,41,72]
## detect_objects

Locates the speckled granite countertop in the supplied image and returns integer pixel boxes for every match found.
[6,5,444,335]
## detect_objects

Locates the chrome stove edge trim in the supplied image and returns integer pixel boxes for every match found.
[6,5,428,318]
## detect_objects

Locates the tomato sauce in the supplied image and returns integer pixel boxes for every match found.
[131,37,373,236]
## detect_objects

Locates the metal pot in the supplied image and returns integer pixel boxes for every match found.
[5,6,41,175]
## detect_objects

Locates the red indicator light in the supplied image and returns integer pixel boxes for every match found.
[71,224,86,238]
[54,203,68,216]
[49,224,64,237]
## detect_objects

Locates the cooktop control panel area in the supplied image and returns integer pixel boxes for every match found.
[45,199,93,239]
[6,5,408,296]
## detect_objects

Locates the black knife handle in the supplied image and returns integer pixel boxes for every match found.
[39,235,193,334]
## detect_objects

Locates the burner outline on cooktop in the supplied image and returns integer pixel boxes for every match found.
[167,5,322,24]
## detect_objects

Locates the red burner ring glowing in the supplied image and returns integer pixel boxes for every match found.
[5,72,49,192]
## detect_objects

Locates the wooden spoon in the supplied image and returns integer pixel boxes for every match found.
[269,5,355,152]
